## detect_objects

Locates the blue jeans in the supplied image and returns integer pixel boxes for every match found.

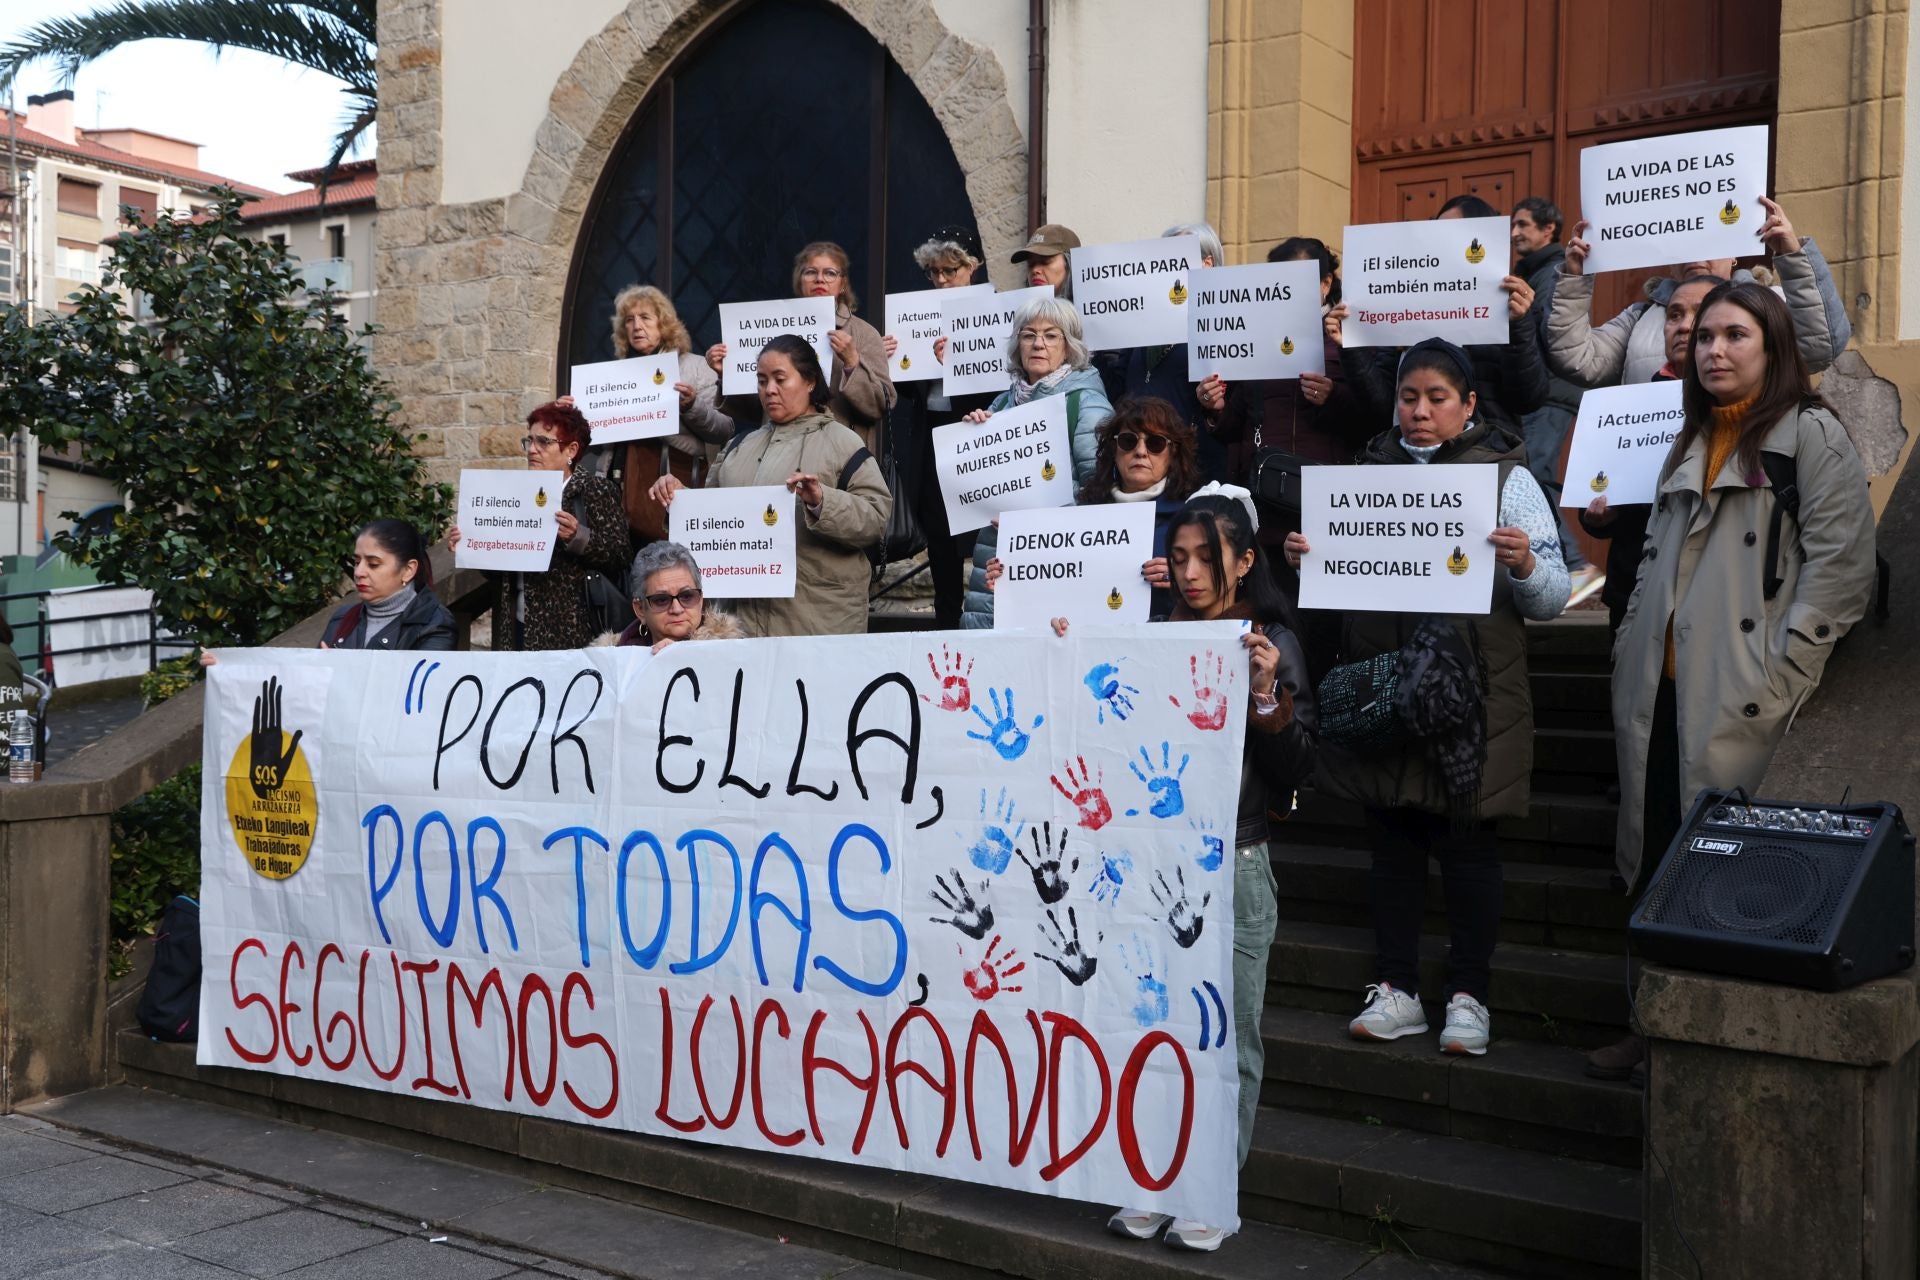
[1232,843,1278,1167]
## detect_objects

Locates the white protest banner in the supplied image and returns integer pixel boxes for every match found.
[930,396,1074,535]
[1580,125,1769,275]
[1560,380,1685,508]
[666,484,797,599]
[885,284,992,383]
[1297,463,1499,613]
[196,628,1251,1225]
[1072,235,1202,351]
[1186,261,1327,381]
[718,296,835,396]
[46,587,160,685]
[1342,216,1510,348]
[940,285,1053,398]
[568,354,679,445]
[994,503,1157,631]
[453,468,564,572]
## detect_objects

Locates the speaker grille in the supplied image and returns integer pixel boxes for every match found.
[1640,839,1862,945]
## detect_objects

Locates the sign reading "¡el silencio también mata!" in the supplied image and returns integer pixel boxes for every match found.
[1340,216,1511,348]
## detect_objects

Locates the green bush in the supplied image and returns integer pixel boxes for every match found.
[140,655,200,708]
[108,762,201,980]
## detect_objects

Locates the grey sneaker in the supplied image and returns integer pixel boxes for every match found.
[1439,992,1490,1056]
[1107,1207,1173,1240]
[1349,983,1428,1041]
[1164,1217,1232,1251]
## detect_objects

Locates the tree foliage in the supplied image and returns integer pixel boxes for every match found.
[0,192,450,646]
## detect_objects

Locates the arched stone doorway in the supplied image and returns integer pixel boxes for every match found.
[559,0,979,370]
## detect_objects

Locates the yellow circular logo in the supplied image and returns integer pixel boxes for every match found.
[1465,239,1486,264]
[763,503,779,526]
[1280,336,1295,356]
[1168,279,1188,305]
[1718,199,1741,225]
[1446,545,1470,576]
[534,487,548,508]
[1040,460,1057,482]
[1590,470,1609,493]
[899,355,911,371]
[1107,587,1124,610]
[652,368,666,385]
[226,678,316,881]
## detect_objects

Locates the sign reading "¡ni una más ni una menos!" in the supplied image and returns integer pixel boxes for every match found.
[1185,259,1328,382]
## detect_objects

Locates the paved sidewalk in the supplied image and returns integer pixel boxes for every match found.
[5,1092,908,1280]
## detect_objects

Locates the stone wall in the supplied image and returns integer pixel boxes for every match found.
[373,0,1027,482]
[1205,0,1352,265]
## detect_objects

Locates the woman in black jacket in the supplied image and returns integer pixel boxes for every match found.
[320,519,456,650]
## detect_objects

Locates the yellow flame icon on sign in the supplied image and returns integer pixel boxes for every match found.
[1591,470,1610,493]
[534,487,548,508]
[1168,279,1188,305]
[652,368,666,385]
[1040,460,1057,482]
[1107,587,1124,610]
[1718,199,1740,225]
[1446,545,1470,575]
[1280,336,1295,356]
[763,504,779,526]
[1465,239,1487,264]
[899,356,911,371]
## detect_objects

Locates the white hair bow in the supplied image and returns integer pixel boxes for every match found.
[1187,481,1259,534]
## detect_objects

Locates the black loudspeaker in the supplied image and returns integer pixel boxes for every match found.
[1629,790,1916,991]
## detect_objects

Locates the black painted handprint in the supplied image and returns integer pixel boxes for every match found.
[1016,821,1078,905]
[928,867,995,940]
[1036,906,1101,986]
[249,676,303,799]
[1151,866,1211,949]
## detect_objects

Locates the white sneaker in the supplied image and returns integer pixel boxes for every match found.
[1107,1207,1173,1239]
[1164,1217,1233,1251]
[1564,565,1607,610]
[1439,992,1491,1056]
[1348,982,1428,1041]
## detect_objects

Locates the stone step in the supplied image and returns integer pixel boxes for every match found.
[109,1038,1514,1280]
[1270,843,1631,952]
[1258,1007,1641,1168]
[1243,1108,1639,1277]
[1268,921,1633,1048]
[1534,727,1619,779]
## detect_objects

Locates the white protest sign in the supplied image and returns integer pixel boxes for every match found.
[667,484,796,599]
[1560,380,1685,508]
[196,628,1252,1225]
[569,354,679,445]
[1580,125,1769,275]
[718,296,835,396]
[1072,235,1202,351]
[930,396,1075,535]
[1297,464,1499,613]
[1342,216,1510,347]
[1186,261,1327,381]
[453,468,564,572]
[994,503,1156,631]
[885,284,992,383]
[940,285,1053,398]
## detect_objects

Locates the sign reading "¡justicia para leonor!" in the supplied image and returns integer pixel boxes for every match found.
[196,630,1253,1227]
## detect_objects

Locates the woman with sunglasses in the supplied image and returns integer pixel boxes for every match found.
[450,401,632,650]
[594,541,743,651]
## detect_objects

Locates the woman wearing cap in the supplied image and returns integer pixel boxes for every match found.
[1284,338,1569,1056]
[593,541,744,651]
[1011,223,1081,300]
[958,295,1113,628]
[884,225,999,628]
[707,240,896,449]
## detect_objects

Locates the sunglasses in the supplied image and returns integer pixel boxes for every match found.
[1115,431,1170,455]
[643,587,703,611]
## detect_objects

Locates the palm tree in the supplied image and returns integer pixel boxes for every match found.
[0,0,376,186]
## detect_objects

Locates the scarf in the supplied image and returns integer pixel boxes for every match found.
[1110,477,1168,503]
[1393,617,1487,824]
[360,581,417,644]
[1009,363,1074,406]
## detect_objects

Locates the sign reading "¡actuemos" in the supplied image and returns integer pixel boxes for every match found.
[1559,379,1685,508]
[884,284,993,384]
[197,630,1251,1227]
[1579,125,1769,275]
[1341,216,1511,348]
[1297,463,1500,614]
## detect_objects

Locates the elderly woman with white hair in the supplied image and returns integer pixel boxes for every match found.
[1110,221,1230,482]
[594,540,743,651]
[958,295,1113,627]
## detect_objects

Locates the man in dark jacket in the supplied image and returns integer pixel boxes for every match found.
[1511,196,1600,605]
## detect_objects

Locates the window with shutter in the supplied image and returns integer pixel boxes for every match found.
[57,177,99,217]
[118,186,158,223]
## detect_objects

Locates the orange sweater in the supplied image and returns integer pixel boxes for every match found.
[1665,395,1755,678]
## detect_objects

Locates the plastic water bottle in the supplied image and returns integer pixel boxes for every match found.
[9,710,33,783]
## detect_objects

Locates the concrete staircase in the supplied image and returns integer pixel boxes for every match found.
[109,614,1638,1279]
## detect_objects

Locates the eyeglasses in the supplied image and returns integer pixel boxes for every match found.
[522,434,561,450]
[926,263,970,282]
[800,267,844,281]
[1115,431,1170,455]
[1018,328,1064,346]
[643,587,703,611]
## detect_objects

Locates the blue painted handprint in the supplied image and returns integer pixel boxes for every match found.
[1122,935,1170,1028]
[1088,850,1133,904]
[1081,662,1139,725]
[1126,742,1191,819]
[966,687,1042,761]
[962,786,1025,874]
[1189,818,1225,872]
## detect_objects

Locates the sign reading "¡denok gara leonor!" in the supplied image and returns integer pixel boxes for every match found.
[197,630,1252,1227]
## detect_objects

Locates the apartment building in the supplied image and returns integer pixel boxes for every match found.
[233,158,380,335]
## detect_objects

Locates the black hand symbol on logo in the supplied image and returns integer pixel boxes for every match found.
[248,676,303,799]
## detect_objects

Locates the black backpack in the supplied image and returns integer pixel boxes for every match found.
[136,895,201,1042]
[1758,451,1891,622]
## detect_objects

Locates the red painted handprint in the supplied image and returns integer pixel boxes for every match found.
[1049,755,1113,831]
[1169,650,1233,731]
[961,935,1025,1000]
[921,644,975,712]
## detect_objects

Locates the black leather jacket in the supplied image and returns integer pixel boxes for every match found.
[322,587,457,651]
